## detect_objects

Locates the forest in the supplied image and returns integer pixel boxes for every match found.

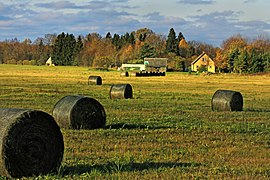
[0,27,269,73]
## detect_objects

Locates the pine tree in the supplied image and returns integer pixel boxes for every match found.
[52,32,65,65]
[235,49,249,73]
[177,32,184,43]
[124,32,130,44]
[140,43,156,59]
[75,35,83,54]
[52,32,77,66]
[249,49,264,73]
[112,34,121,50]
[105,32,112,39]
[166,28,178,54]
[129,33,135,45]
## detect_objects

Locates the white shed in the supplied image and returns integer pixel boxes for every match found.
[45,57,54,66]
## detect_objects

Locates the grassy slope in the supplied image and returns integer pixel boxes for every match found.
[0,64,269,179]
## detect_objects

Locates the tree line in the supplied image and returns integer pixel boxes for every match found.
[0,28,269,73]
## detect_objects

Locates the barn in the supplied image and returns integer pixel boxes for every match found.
[144,58,168,72]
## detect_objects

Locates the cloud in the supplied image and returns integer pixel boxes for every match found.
[183,10,270,45]
[35,0,135,10]
[177,0,216,5]
[35,1,79,9]
[243,0,257,3]
[0,0,269,46]
[236,20,270,32]
[0,2,14,14]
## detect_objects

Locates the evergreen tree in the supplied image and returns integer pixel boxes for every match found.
[177,32,184,43]
[105,32,112,39]
[140,43,156,59]
[235,49,248,73]
[112,33,121,50]
[249,49,264,73]
[52,32,77,66]
[0,45,3,64]
[129,33,135,45]
[139,33,147,42]
[52,32,65,65]
[75,35,83,54]
[263,52,270,72]
[228,48,240,72]
[124,32,130,44]
[166,28,178,54]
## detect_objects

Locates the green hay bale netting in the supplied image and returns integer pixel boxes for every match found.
[52,95,106,129]
[212,90,243,111]
[88,76,102,85]
[110,84,133,99]
[120,71,129,77]
[0,108,64,178]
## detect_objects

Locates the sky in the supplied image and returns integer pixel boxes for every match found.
[0,0,269,46]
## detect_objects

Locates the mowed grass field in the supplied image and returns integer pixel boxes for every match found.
[0,64,269,179]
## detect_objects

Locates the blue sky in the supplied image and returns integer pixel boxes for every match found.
[0,0,269,46]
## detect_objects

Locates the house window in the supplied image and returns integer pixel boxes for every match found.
[196,65,199,69]
[209,66,212,69]
[202,58,206,62]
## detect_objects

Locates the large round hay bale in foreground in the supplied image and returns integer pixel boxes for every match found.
[110,84,133,99]
[88,76,102,85]
[212,90,243,111]
[0,108,64,178]
[52,95,106,129]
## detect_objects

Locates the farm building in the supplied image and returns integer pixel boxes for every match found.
[45,57,55,66]
[121,64,146,71]
[191,52,215,73]
[144,58,168,72]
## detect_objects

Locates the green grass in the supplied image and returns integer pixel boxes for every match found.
[0,64,269,179]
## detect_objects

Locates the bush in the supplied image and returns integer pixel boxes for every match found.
[198,65,207,73]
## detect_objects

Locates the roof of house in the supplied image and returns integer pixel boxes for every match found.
[191,52,207,65]
[46,57,52,63]
[144,58,168,67]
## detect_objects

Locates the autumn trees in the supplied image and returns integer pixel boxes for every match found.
[0,28,208,70]
[216,35,270,73]
[0,28,270,73]
[0,37,51,65]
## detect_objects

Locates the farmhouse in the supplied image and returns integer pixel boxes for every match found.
[144,58,168,72]
[191,52,215,73]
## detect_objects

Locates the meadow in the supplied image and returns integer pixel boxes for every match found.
[0,64,269,179]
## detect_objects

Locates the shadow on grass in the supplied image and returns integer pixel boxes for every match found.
[60,161,201,176]
[245,108,270,112]
[105,123,172,130]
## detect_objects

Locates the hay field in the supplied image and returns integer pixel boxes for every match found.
[0,64,269,179]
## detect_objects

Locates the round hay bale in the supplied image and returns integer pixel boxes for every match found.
[0,108,64,178]
[130,72,137,77]
[110,84,133,99]
[145,71,149,76]
[88,76,102,85]
[120,71,129,77]
[139,71,144,77]
[212,90,243,111]
[149,71,154,76]
[52,95,106,129]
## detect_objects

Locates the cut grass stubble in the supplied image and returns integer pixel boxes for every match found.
[0,65,269,179]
